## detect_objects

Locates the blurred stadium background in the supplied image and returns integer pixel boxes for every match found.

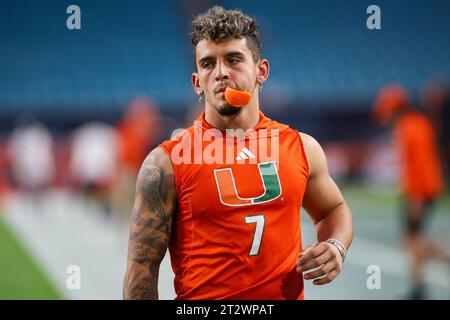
[0,0,449,299]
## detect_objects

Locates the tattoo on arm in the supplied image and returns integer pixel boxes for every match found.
[123,149,176,300]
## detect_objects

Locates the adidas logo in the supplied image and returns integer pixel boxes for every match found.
[236,147,256,161]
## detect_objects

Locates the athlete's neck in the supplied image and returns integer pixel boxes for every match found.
[204,102,260,132]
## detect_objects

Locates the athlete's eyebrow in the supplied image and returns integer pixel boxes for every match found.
[198,56,214,66]
[224,51,246,59]
[198,51,246,66]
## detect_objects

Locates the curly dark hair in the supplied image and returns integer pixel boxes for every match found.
[190,6,261,64]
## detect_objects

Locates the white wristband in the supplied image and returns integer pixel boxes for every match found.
[325,238,347,262]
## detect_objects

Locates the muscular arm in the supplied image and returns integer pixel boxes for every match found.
[123,147,176,299]
[301,133,353,249]
[297,133,353,285]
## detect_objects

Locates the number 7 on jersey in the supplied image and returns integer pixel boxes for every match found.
[245,214,266,256]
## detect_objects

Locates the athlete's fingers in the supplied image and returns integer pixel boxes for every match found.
[296,245,315,267]
[303,262,334,280]
[297,244,314,259]
[297,242,328,271]
[297,250,333,274]
[313,269,339,285]
[298,243,323,262]
[299,241,344,272]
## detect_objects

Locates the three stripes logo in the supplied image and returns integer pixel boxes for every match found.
[236,147,256,161]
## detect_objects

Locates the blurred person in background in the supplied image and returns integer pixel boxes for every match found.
[113,97,162,222]
[373,84,448,300]
[421,77,450,183]
[7,116,55,214]
[69,121,119,218]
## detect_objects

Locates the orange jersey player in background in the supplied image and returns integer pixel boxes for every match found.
[123,6,354,300]
[373,84,448,300]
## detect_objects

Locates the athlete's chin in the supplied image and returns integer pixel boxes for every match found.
[215,104,242,116]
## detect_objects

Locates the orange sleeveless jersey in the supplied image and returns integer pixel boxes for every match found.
[159,112,309,300]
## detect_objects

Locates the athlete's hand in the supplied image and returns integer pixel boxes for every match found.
[296,242,343,285]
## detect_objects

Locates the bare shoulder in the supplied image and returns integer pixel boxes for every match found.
[137,147,175,197]
[298,132,327,176]
[299,132,322,151]
[137,147,174,184]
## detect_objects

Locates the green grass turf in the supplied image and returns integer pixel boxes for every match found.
[0,215,61,299]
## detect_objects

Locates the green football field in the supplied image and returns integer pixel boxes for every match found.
[0,215,61,299]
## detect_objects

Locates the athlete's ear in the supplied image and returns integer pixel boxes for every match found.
[257,59,270,85]
[192,72,203,96]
